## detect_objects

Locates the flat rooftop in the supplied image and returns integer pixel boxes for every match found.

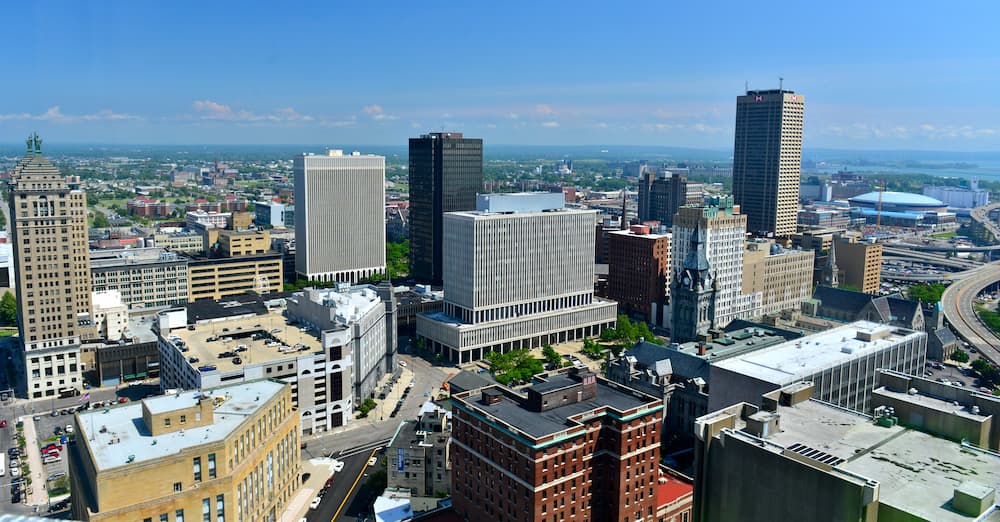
[165,309,323,373]
[713,321,923,385]
[744,399,1000,522]
[474,192,565,213]
[464,379,657,439]
[90,247,185,269]
[875,386,991,422]
[77,380,285,471]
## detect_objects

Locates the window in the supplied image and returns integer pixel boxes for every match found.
[165,418,171,427]
[208,453,217,479]
[174,482,182,492]
[194,456,202,482]
[160,515,168,522]
[202,498,211,522]
[216,495,225,522]
[180,415,187,424]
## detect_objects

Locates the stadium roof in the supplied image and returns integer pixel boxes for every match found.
[848,191,944,208]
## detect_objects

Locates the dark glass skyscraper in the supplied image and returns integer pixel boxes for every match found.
[732,89,804,237]
[408,132,483,285]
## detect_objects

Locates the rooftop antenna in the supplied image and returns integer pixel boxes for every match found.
[779,77,784,90]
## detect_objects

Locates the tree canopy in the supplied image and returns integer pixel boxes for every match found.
[0,292,15,326]
[907,283,945,304]
[485,349,544,385]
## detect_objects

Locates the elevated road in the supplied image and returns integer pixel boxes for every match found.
[883,247,982,270]
[940,262,1000,365]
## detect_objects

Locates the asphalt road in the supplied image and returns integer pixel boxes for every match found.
[305,450,378,522]
[305,353,449,457]
[940,262,1000,365]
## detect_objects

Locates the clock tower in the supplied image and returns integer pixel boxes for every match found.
[670,222,718,342]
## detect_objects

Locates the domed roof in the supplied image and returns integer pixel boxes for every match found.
[848,191,945,208]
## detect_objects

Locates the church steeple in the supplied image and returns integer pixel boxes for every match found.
[823,240,839,287]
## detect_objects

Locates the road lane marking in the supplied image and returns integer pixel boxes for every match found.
[330,448,377,522]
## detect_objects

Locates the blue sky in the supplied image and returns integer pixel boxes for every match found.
[3,1,999,150]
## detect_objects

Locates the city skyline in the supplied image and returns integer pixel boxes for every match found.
[3,2,1000,150]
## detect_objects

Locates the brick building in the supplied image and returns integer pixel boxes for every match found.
[606,225,671,327]
[451,368,663,522]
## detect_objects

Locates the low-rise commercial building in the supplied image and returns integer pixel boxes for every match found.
[709,321,926,413]
[152,230,205,254]
[91,248,190,310]
[451,368,664,522]
[606,321,801,447]
[254,201,290,228]
[387,401,452,499]
[156,294,356,434]
[186,252,282,301]
[70,380,300,522]
[693,381,1000,522]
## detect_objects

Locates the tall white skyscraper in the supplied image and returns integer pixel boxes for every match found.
[294,149,386,283]
[417,193,617,363]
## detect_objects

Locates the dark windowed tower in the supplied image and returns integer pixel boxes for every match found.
[408,132,483,285]
[733,89,804,237]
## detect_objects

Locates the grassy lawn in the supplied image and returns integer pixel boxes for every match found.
[0,328,18,337]
[930,231,958,239]
[977,305,1000,335]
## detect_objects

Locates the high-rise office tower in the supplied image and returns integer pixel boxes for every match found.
[732,89,804,237]
[9,135,93,398]
[416,193,617,363]
[294,149,385,283]
[408,132,483,285]
[669,196,760,341]
[638,171,704,227]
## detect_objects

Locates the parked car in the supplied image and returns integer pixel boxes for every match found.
[65,424,74,434]
[0,419,6,428]
[309,497,322,510]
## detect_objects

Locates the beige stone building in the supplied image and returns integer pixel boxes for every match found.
[742,239,815,316]
[8,136,93,398]
[153,230,205,253]
[70,379,300,522]
[187,253,282,301]
[836,236,882,294]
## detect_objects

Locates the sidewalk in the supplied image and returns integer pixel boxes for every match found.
[21,416,47,507]
[302,366,415,443]
[279,458,339,522]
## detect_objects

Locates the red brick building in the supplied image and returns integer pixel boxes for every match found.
[451,368,663,522]
[127,196,173,217]
[656,466,693,522]
[606,225,671,327]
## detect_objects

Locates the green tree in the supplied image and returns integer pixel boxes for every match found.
[542,344,562,368]
[486,349,544,385]
[92,210,110,228]
[581,338,604,360]
[952,348,970,363]
[0,292,15,326]
[907,283,946,304]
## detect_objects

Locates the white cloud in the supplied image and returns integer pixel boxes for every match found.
[192,100,316,123]
[0,106,142,123]
[362,104,397,121]
[541,121,560,128]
